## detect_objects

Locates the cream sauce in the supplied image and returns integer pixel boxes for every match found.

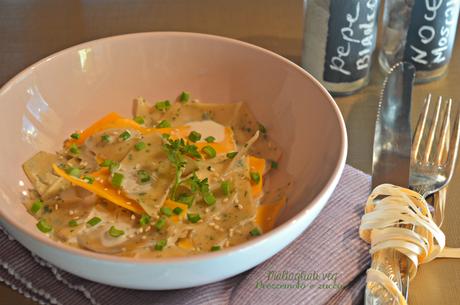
[185,120,226,143]
[22,97,286,258]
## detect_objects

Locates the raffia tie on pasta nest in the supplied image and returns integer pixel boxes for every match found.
[359,184,460,305]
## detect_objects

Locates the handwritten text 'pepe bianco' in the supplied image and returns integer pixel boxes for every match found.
[329,0,379,76]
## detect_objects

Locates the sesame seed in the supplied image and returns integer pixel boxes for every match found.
[130,214,136,220]
[145,225,151,232]
[69,210,74,215]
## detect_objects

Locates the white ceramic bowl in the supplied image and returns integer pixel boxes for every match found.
[0,32,346,289]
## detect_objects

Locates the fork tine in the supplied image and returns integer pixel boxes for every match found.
[424,96,443,163]
[436,98,452,165]
[446,107,460,181]
[412,94,431,160]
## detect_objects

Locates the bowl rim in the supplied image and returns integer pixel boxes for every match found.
[0,31,347,264]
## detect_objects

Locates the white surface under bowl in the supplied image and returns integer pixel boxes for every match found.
[0,32,346,289]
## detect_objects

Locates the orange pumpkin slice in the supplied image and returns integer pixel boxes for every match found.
[255,197,286,232]
[162,199,189,223]
[52,164,144,214]
[248,156,265,198]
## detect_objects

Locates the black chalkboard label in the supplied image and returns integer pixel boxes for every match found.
[404,0,460,71]
[323,0,380,83]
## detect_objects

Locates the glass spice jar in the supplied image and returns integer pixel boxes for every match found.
[302,0,381,96]
[379,0,460,83]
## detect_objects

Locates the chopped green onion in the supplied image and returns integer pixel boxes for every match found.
[173,207,183,215]
[188,131,201,142]
[161,133,171,140]
[87,217,102,226]
[108,226,124,237]
[139,214,151,226]
[111,173,124,188]
[271,160,278,169]
[220,181,232,196]
[119,130,131,141]
[155,100,171,112]
[160,207,172,217]
[155,217,167,230]
[135,141,146,151]
[179,91,190,103]
[137,169,151,184]
[70,133,80,140]
[134,116,145,124]
[154,239,167,251]
[66,167,80,177]
[101,134,111,143]
[203,192,216,206]
[177,194,194,207]
[101,159,119,173]
[250,172,261,184]
[68,219,79,227]
[258,123,267,134]
[82,175,94,184]
[156,120,171,128]
[201,145,216,159]
[250,228,261,236]
[69,143,80,155]
[226,151,238,159]
[30,200,43,214]
[100,159,114,167]
[204,136,216,143]
[36,219,52,233]
[211,245,221,252]
[187,213,201,223]
[108,162,119,174]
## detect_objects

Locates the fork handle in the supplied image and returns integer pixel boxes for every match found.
[401,272,410,300]
[365,248,403,305]
[400,224,415,300]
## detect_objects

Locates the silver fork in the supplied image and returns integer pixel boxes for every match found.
[401,94,460,300]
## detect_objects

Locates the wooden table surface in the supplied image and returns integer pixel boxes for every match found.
[0,1,459,304]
